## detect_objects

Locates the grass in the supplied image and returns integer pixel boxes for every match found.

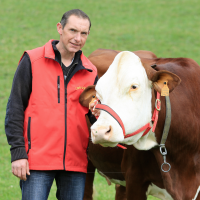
[0,0,200,199]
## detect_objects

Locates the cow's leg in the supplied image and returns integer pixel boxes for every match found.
[121,147,149,200]
[125,171,148,200]
[83,159,96,200]
[115,184,126,200]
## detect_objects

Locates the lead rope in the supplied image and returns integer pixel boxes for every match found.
[159,95,171,172]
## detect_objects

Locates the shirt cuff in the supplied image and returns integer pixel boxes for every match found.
[11,147,28,162]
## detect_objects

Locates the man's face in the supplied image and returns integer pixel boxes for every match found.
[57,15,90,53]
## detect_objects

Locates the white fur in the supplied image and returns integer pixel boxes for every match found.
[133,129,158,150]
[146,183,173,200]
[91,51,157,149]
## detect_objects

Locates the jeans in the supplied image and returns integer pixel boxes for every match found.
[20,170,86,200]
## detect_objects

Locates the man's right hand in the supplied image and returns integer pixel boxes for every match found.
[12,159,30,181]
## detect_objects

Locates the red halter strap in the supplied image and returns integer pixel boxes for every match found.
[95,104,126,137]
[151,92,161,132]
[93,92,161,148]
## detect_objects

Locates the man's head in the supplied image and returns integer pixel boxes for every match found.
[60,9,91,30]
[56,9,91,54]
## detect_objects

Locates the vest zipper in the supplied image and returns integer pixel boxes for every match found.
[63,87,67,170]
[57,76,60,103]
[63,62,77,170]
[27,117,31,154]
[45,56,78,170]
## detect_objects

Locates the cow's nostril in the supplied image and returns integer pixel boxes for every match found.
[105,126,112,134]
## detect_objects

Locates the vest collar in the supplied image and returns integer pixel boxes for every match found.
[44,39,94,72]
[44,39,56,60]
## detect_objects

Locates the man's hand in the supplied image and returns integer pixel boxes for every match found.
[12,159,30,181]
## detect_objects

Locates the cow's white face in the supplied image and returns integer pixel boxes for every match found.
[91,51,154,148]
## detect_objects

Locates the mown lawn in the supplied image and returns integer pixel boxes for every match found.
[0,0,200,199]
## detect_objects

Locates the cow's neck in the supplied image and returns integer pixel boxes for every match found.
[133,128,158,150]
[133,90,170,151]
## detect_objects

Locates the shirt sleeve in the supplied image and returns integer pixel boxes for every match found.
[93,74,98,85]
[5,53,32,162]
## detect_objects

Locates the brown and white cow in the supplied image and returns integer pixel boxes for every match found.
[83,49,159,200]
[81,51,200,200]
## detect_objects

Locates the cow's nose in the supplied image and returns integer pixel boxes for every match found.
[91,126,113,143]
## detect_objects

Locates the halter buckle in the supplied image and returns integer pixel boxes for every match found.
[155,99,161,111]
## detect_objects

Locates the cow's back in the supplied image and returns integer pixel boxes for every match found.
[88,48,157,78]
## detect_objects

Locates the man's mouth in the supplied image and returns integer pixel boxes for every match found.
[70,42,80,47]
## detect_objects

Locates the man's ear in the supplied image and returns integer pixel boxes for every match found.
[79,85,96,107]
[57,22,62,35]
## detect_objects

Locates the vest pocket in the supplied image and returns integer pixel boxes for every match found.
[57,76,60,103]
[27,117,31,154]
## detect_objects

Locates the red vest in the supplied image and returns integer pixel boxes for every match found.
[22,40,97,172]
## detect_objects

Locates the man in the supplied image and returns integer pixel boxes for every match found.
[5,9,98,200]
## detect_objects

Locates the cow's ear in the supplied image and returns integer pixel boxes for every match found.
[141,59,181,93]
[79,85,96,107]
[151,70,181,93]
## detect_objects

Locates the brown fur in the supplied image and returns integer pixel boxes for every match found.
[88,48,157,78]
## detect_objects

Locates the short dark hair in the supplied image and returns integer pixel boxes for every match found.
[60,9,91,30]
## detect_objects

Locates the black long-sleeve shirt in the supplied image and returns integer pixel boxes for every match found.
[5,40,98,162]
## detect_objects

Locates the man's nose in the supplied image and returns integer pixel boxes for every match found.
[74,33,81,42]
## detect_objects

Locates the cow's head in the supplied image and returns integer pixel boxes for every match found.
[80,51,181,149]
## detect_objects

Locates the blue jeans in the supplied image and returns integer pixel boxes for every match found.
[20,170,86,200]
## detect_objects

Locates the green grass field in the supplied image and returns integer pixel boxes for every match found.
[1,0,200,199]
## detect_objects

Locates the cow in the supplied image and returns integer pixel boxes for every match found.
[81,51,200,200]
[83,49,163,200]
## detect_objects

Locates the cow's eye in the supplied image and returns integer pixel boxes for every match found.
[131,85,138,90]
